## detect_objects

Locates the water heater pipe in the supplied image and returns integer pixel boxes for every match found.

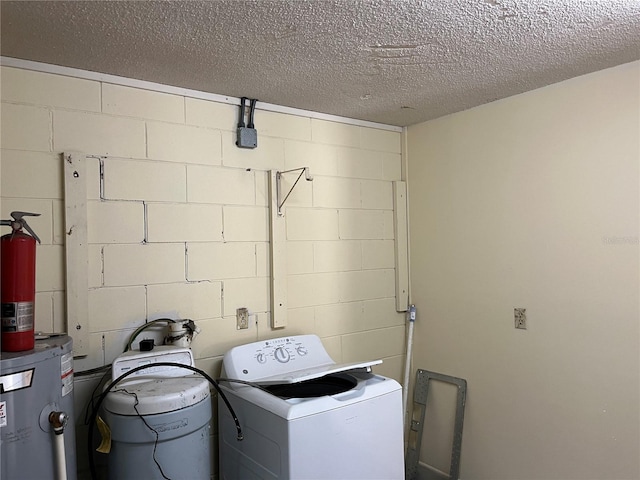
[48,411,68,480]
[402,304,416,425]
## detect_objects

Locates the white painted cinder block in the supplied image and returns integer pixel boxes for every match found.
[191,316,257,360]
[35,292,54,333]
[256,110,312,142]
[254,171,269,207]
[1,103,51,151]
[286,208,339,241]
[185,98,237,131]
[335,147,384,180]
[187,165,255,205]
[339,269,395,303]
[54,110,145,158]
[311,119,360,148]
[287,272,341,308]
[314,240,362,272]
[0,151,63,199]
[382,153,403,181]
[103,158,186,202]
[35,245,65,291]
[256,242,270,278]
[186,242,256,281]
[1,66,100,112]
[88,286,146,332]
[362,240,395,269]
[147,122,222,165]
[147,281,222,321]
[363,298,406,329]
[88,245,103,288]
[315,301,365,337]
[257,308,314,339]
[359,127,402,154]
[383,210,394,239]
[341,325,405,362]
[147,203,223,243]
[35,291,66,334]
[319,335,343,363]
[222,277,270,317]
[221,132,285,171]
[222,206,268,242]
[103,243,186,286]
[52,291,65,333]
[287,241,314,275]
[103,328,137,364]
[87,200,145,244]
[284,140,338,177]
[102,83,184,123]
[361,179,394,210]
[85,157,102,201]
[312,176,361,209]
[52,200,64,245]
[338,209,390,240]
[72,332,108,371]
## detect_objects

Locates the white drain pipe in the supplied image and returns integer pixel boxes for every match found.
[49,411,68,480]
[402,304,416,425]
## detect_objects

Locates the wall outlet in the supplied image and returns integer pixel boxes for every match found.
[514,308,527,329]
[236,307,249,330]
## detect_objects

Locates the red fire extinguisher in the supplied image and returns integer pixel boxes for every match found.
[1,211,41,352]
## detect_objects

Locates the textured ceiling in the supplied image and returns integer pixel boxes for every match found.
[1,0,639,126]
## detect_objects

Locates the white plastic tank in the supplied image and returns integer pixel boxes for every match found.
[0,335,77,480]
[102,346,212,480]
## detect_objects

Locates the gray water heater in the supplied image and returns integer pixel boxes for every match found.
[0,335,77,479]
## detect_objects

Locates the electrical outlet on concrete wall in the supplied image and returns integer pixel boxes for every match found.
[237,307,249,330]
[514,308,527,329]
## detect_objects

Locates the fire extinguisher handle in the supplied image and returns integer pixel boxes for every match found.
[10,211,40,222]
[7,211,41,244]
[20,220,41,244]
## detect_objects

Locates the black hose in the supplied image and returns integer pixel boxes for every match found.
[248,98,257,128]
[88,362,243,480]
[238,97,247,128]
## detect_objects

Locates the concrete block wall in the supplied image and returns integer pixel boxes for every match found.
[0,65,407,477]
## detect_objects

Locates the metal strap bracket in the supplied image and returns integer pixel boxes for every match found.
[406,369,467,480]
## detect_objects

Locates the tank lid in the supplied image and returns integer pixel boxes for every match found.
[0,335,72,368]
[104,376,210,415]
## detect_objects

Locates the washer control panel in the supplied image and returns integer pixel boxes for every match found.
[222,335,334,382]
[255,337,311,365]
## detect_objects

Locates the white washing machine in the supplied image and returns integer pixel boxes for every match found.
[219,335,404,480]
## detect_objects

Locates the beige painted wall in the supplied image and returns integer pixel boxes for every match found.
[0,65,406,477]
[406,61,640,479]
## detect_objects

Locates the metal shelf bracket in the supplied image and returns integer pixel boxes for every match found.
[275,167,313,216]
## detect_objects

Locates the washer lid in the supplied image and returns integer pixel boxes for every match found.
[222,334,382,385]
[104,376,209,415]
[252,359,382,385]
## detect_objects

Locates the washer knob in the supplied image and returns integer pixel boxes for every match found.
[274,347,290,363]
[296,346,308,356]
[256,353,266,364]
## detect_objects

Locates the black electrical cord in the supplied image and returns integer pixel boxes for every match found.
[87,362,243,480]
[83,367,112,426]
[115,388,171,480]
